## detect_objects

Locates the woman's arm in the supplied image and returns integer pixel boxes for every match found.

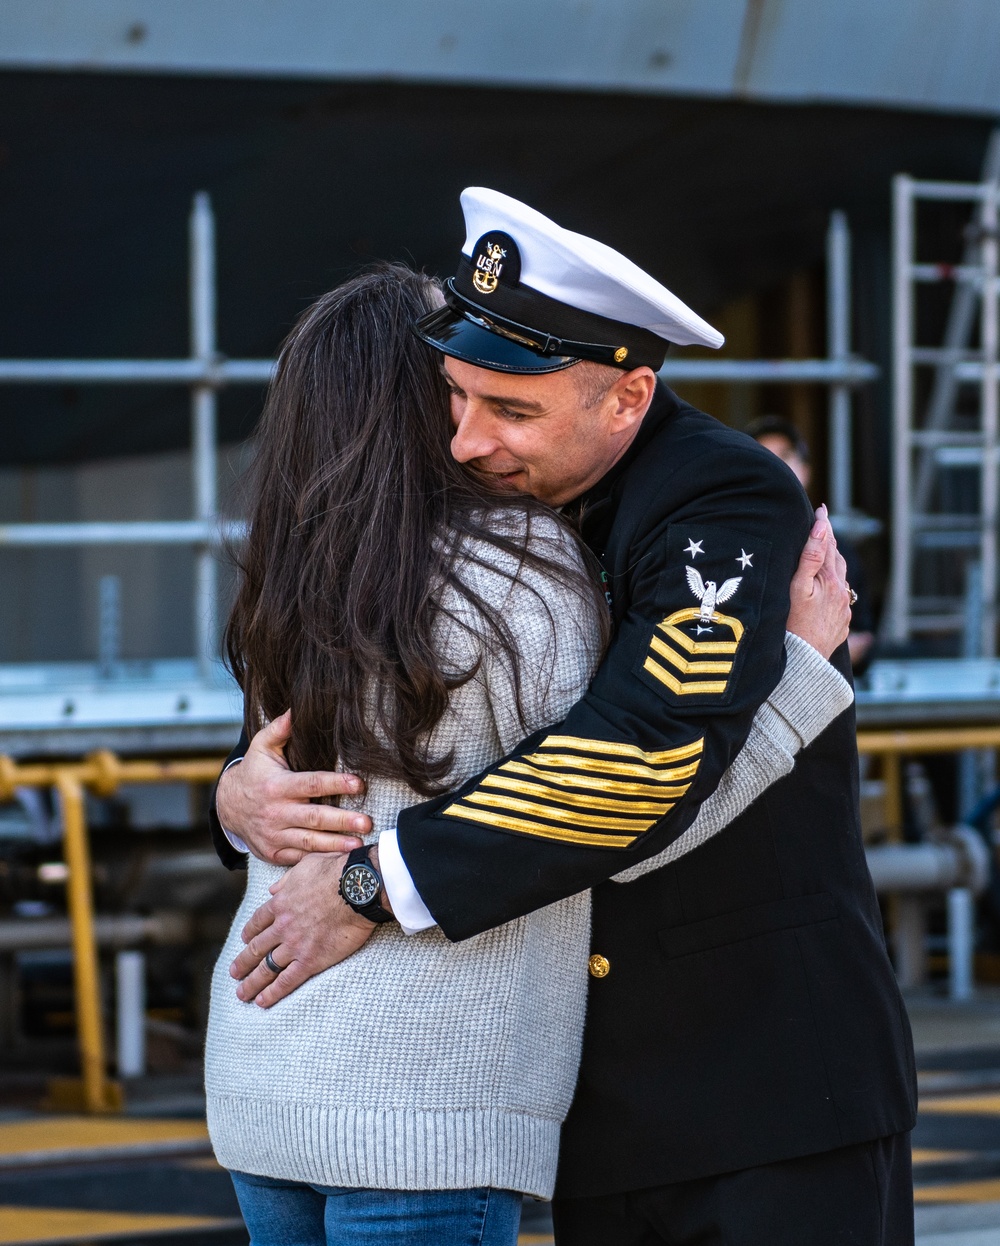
[610,631,852,883]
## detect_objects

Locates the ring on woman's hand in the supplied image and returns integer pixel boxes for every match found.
[847,587,858,606]
[264,951,284,975]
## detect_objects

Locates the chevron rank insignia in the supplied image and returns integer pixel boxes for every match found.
[441,734,703,848]
[639,525,771,703]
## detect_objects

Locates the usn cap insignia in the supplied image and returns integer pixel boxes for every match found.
[639,526,771,703]
[470,231,520,295]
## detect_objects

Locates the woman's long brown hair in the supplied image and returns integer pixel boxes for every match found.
[226,264,608,795]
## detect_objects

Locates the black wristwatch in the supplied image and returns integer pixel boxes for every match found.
[338,847,396,924]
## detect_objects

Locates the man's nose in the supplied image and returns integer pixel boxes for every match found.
[450,405,500,464]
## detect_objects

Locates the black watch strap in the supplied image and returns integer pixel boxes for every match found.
[340,846,396,924]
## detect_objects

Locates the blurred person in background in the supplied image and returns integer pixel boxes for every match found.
[748,415,875,671]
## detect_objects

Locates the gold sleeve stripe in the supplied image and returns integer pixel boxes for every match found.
[659,608,745,648]
[481,772,677,815]
[499,758,697,796]
[537,734,704,765]
[522,751,700,782]
[462,790,662,832]
[644,656,728,696]
[440,731,703,846]
[442,803,642,848]
[649,634,734,676]
[658,621,739,656]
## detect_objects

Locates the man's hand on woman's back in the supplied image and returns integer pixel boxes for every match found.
[216,710,370,864]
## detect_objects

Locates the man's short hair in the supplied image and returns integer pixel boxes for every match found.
[745,416,810,464]
[573,360,620,409]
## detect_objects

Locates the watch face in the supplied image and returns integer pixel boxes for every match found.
[342,863,380,908]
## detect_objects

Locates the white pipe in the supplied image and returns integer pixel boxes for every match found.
[980,180,999,658]
[0,359,274,384]
[658,359,877,384]
[888,174,915,642]
[0,520,247,546]
[115,950,146,1078]
[0,911,190,952]
[909,180,995,201]
[827,211,852,520]
[948,888,975,1001]
[893,896,926,989]
[865,828,990,895]
[0,357,873,387]
[190,192,219,679]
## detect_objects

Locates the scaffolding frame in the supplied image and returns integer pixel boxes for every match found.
[0,193,266,678]
[887,163,1000,652]
[0,199,876,681]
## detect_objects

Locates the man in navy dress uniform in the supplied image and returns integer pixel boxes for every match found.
[213,189,916,1244]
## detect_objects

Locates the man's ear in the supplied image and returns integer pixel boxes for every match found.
[609,367,656,434]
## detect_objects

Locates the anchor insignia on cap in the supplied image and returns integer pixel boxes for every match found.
[473,240,507,295]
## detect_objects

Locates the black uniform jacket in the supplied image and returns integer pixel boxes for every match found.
[209,385,917,1193]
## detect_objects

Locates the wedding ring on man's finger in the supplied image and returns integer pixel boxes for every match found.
[264,951,284,975]
[847,587,858,606]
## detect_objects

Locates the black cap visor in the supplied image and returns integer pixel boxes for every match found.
[412,304,580,374]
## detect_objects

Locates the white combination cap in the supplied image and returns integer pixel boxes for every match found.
[414,186,723,374]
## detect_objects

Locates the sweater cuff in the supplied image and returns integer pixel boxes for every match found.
[757,632,854,754]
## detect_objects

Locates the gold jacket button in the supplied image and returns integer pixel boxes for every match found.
[588,953,611,979]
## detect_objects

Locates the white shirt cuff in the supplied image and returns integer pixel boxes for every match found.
[379,828,437,935]
[218,757,249,854]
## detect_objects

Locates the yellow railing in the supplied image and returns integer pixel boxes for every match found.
[3,726,1000,1113]
[857,726,1000,842]
[0,752,224,1114]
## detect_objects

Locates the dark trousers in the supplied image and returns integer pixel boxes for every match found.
[552,1133,913,1246]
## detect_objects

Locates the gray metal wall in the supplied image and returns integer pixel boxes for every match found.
[4,1,1000,116]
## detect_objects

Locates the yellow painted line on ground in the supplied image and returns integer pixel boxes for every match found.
[912,1148,975,1164]
[0,1117,209,1157]
[920,1093,1000,1115]
[0,1206,235,1244]
[914,1179,1000,1204]
[0,1117,210,1168]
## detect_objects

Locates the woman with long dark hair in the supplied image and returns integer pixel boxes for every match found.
[204,264,852,1246]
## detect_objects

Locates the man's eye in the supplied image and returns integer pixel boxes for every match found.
[498,406,528,421]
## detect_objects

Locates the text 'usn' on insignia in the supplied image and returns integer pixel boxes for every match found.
[470,230,520,296]
[441,734,703,847]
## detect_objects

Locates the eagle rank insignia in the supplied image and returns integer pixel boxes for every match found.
[685,566,742,624]
[639,526,770,703]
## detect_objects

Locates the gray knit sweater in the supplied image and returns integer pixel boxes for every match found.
[205,517,852,1199]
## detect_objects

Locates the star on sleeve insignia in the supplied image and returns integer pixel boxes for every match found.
[638,526,771,703]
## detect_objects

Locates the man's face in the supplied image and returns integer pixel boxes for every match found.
[442,357,648,507]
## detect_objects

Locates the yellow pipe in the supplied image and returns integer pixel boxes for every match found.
[857,726,1000,755]
[55,773,113,1114]
[881,753,904,843]
[0,751,225,1113]
[0,754,223,799]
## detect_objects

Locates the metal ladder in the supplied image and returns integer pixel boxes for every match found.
[886,134,1000,654]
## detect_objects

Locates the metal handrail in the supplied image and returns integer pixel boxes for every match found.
[0,752,225,1114]
[0,199,878,683]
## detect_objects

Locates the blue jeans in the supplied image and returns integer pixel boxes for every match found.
[229,1171,523,1246]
